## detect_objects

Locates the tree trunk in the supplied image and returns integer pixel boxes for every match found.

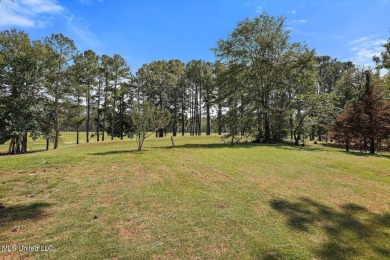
[256,108,262,143]
[198,81,202,136]
[111,79,117,141]
[190,86,194,136]
[8,138,14,154]
[173,96,177,137]
[264,112,271,143]
[194,84,198,135]
[22,131,27,153]
[206,102,211,135]
[86,85,90,143]
[15,136,20,154]
[97,79,101,142]
[46,138,49,151]
[289,113,294,140]
[218,102,222,135]
[293,127,301,146]
[76,124,80,145]
[181,86,185,136]
[294,133,300,146]
[158,128,164,138]
[158,90,164,137]
[54,62,61,150]
[54,88,59,149]
[102,74,108,141]
[173,111,177,137]
[120,95,124,140]
[369,136,375,154]
[137,133,143,151]
[318,128,322,142]
[76,93,81,144]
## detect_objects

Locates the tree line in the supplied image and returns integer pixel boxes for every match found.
[1,13,389,154]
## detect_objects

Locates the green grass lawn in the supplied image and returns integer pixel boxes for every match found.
[0,133,389,259]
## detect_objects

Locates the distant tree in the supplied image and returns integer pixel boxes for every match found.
[94,60,104,141]
[212,61,232,136]
[131,101,170,152]
[359,72,390,153]
[167,59,185,136]
[373,38,390,71]
[186,60,212,136]
[66,64,85,144]
[332,103,358,152]
[137,60,174,137]
[332,71,390,153]
[38,100,55,151]
[291,93,333,145]
[333,64,364,109]
[45,34,77,149]
[214,12,314,143]
[101,54,113,141]
[110,54,130,140]
[315,56,346,94]
[73,50,99,143]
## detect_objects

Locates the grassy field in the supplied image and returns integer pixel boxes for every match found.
[0,133,389,259]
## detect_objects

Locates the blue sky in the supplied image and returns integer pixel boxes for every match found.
[0,0,389,72]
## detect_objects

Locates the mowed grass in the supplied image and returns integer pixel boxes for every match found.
[0,133,389,259]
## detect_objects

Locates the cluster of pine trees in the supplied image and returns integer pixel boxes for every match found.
[1,13,389,154]
[332,72,390,153]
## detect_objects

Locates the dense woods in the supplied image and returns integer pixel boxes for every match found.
[1,13,390,154]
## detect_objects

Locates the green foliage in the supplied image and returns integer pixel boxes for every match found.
[373,37,390,71]
[214,13,318,143]
[0,30,49,153]
[131,101,171,151]
[0,26,388,155]
[45,33,77,149]
[291,93,334,145]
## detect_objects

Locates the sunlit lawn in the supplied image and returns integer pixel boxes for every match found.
[0,133,389,259]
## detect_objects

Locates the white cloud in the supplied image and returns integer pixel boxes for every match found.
[349,36,386,67]
[0,0,62,28]
[0,12,35,27]
[291,10,296,15]
[65,15,103,49]
[256,6,262,13]
[23,0,63,14]
[350,36,370,45]
[0,0,103,49]
[297,19,309,23]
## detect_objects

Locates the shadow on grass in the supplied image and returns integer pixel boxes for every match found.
[0,202,51,228]
[269,197,390,259]
[88,149,144,156]
[88,143,261,155]
[0,149,46,156]
[155,142,325,151]
[88,141,389,157]
[320,143,390,159]
[158,142,259,149]
[342,151,390,159]
[169,142,390,158]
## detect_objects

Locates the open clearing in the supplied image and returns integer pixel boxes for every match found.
[0,134,389,259]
